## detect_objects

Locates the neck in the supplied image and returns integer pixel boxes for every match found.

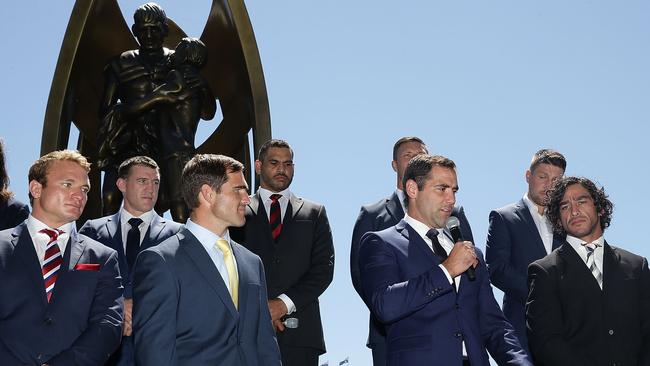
[190,211,227,238]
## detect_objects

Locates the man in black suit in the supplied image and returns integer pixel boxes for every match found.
[349,136,473,365]
[526,177,650,366]
[485,149,566,351]
[80,156,181,365]
[231,139,335,366]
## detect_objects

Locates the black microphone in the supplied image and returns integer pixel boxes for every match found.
[446,216,476,281]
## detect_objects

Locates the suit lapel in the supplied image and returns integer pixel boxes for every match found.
[250,194,273,242]
[106,213,124,254]
[231,243,250,315]
[601,242,619,294]
[397,221,440,265]
[66,230,86,270]
[558,242,602,293]
[514,199,548,257]
[386,192,405,223]
[180,230,239,318]
[12,224,48,303]
[143,214,165,250]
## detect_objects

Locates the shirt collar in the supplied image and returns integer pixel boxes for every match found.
[523,193,544,216]
[120,208,155,226]
[26,215,75,241]
[566,234,605,251]
[185,218,232,252]
[258,187,291,202]
[404,214,440,239]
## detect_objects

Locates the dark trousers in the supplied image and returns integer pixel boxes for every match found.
[370,341,387,366]
[280,345,320,366]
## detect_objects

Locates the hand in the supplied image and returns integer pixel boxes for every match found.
[442,241,478,278]
[272,319,285,332]
[123,298,133,336]
[268,298,288,322]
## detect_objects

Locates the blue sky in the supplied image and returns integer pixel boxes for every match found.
[2,1,649,364]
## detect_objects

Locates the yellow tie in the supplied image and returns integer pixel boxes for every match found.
[215,239,239,309]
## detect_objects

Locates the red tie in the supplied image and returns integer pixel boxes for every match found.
[40,228,64,303]
[269,194,282,241]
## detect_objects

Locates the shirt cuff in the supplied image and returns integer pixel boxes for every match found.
[277,294,296,315]
[438,264,454,285]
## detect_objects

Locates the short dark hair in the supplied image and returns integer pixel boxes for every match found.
[28,150,91,204]
[402,154,456,208]
[0,139,13,203]
[118,156,159,179]
[392,136,428,161]
[258,139,293,162]
[175,37,207,68]
[546,176,613,236]
[530,149,566,172]
[181,154,244,209]
[134,2,167,26]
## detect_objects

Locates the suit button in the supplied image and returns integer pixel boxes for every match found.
[455,304,460,310]
[454,332,462,339]
[37,353,42,360]
[44,317,53,325]
[274,258,280,264]
[608,329,614,335]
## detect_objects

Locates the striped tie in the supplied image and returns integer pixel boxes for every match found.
[40,228,64,303]
[584,243,603,289]
[215,239,239,309]
[269,194,282,241]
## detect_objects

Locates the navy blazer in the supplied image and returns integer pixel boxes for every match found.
[359,220,530,366]
[350,192,474,349]
[485,199,560,350]
[0,223,123,365]
[79,212,182,298]
[0,197,29,230]
[133,228,282,366]
[527,241,650,366]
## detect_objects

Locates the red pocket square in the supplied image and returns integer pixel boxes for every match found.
[74,263,100,271]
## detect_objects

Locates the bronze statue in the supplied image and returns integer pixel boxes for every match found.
[42,0,272,223]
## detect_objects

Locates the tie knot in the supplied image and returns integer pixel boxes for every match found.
[39,228,63,241]
[270,194,282,202]
[426,228,439,241]
[583,242,601,251]
[128,218,143,229]
[215,238,231,254]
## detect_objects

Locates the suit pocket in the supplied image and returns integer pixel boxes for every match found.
[389,334,432,353]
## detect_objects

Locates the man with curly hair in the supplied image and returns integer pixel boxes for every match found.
[526,176,650,366]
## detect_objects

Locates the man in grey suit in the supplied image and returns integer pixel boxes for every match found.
[133,154,281,365]
[350,136,474,365]
[527,177,650,365]
[231,139,334,366]
[485,149,566,352]
[80,156,182,365]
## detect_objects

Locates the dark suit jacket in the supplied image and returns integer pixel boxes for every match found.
[79,212,182,298]
[359,220,530,366]
[485,199,560,350]
[527,241,650,366]
[350,191,474,348]
[230,193,335,354]
[0,197,29,230]
[133,228,281,365]
[0,223,123,366]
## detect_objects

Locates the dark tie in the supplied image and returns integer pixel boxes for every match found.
[126,218,143,269]
[426,228,448,260]
[40,228,64,303]
[269,194,282,241]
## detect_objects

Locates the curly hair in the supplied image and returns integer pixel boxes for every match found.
[546,176,613,236]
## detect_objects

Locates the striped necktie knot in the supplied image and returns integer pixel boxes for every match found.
[269,194,282,241]
[39,228,64,303]
[583,242,603,289]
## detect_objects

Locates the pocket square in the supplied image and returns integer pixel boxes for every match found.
[74,263,100,271]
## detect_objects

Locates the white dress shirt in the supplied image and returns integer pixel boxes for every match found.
[523,193,554,254]
[185,218,239,295]
[256,187,296,314]
[26,215,74,266]
[566,234,605,279]
[119,208,155,252]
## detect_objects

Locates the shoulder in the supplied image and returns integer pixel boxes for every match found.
[160,217,183,232]
[530,247,563,271]
[81,215,112,228]
[362,196,390,213]
[78,234,118,258]
[608,244,648,268]
[5,197,28,212]
[492,201,522,216]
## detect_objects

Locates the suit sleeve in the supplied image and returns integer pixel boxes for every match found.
[256,257,283,365]
[350,205,372,297]
[475,250,532,366]
[526,261,586,366]
[133,250,178,366]
[283,205,335,311]
[358,232,455,324]
[486,210,528,301]
[46,249,124,366]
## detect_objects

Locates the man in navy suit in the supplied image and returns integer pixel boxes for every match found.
[350,136,474,365]
[133,154,281,365]
[80,156,181,365]
[359,154,530,366]
[485,149,566,351]
[527,177,650,365]
[0,150,123,365]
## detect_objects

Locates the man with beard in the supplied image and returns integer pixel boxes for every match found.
[485,149,566,352]
[231,139,335,366]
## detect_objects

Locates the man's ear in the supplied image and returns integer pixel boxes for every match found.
[391,160,398,173]
[405,179,418,200]
[255,160,262,175]
[29,180,42,201]
[116,178,127,194]
[198,184,214,205]
[525,170,532,184]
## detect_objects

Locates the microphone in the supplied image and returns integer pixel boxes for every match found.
[283,317,299,329]
[446,216,476,281]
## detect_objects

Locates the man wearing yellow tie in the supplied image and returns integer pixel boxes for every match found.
[133,154,282,366]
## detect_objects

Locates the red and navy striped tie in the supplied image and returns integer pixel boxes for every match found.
[40,228,64,303]
[269,194,282,241]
